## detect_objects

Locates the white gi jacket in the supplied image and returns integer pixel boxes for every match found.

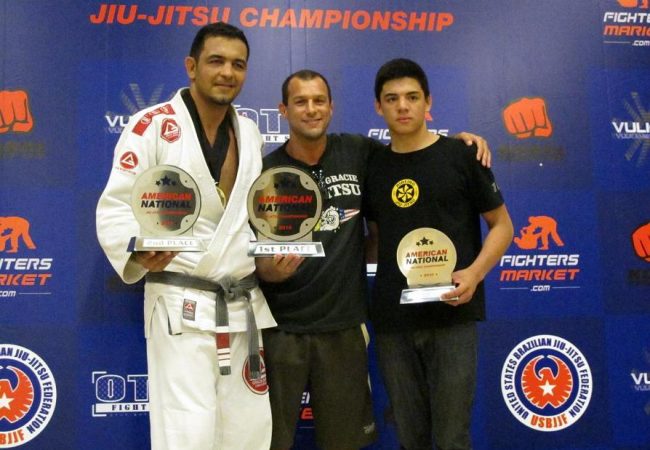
[96,89,276,337]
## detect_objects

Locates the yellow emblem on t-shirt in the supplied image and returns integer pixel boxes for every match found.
[391,179,419,208]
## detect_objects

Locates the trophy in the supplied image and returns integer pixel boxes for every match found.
[397,227,459,303]
[247,165,324,257]
[128,165,204,252]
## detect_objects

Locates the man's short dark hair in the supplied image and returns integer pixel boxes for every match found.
[189,22,250,61]
[281,70,332,105]
[374,58,430,101]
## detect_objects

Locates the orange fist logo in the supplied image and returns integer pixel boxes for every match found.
[632,222,650,262]
[503,97,552,139]
[618,0,649,8]
[0,90,34,133]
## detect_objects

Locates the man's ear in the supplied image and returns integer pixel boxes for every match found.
[278,102,287,118]
[374,100,384,116]
[184,56,196,81]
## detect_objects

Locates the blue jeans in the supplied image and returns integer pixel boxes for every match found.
[374,322,478,450]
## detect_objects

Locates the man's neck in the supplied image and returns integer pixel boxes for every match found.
[285,134,327,166]
[188,86,230,142]
[390,128,439,153]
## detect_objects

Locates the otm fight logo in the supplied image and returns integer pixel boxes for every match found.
[501,335,592,431]
[0,344,57,447]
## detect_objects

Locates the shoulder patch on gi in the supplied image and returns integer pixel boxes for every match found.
[132,104,175,136]
[161,118,181,143]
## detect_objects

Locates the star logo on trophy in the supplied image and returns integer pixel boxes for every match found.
[417,236,433,246]
[156,175,176,186]
[274,178,298,189]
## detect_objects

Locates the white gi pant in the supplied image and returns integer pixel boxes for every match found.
[147,299,272,450]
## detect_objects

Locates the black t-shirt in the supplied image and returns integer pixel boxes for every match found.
[260,133,384,333]
[364,135,505,333]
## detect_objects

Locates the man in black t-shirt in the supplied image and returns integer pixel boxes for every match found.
[256,70,380,450]
[365,59,514,450]
[256,69,494,450]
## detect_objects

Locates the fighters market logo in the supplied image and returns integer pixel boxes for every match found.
[0,344,57,448]
[91,371,149,417]
[603,0,650,47]
[235,104,289,149]
[497,97,565,163]
[0,216,53,300]
[0,90,45,161]
[104,83,175,134]
[501,335,592,432]
[498,215,582,293]
[629,221,650,285]
[611,92,650,168]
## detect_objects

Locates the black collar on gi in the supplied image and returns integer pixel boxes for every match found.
[181,88,231,186]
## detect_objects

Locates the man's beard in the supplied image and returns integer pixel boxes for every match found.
[210,94,235,106]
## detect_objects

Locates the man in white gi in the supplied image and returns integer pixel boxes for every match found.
[96,23,275,450]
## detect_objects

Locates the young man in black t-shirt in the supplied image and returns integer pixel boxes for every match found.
[365,59,514,450]
[255,69,494,450]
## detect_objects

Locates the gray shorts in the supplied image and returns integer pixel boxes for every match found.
[263,325,377,449]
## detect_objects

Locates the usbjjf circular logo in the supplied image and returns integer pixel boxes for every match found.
[501,335,592,432]
[0,344,57,448]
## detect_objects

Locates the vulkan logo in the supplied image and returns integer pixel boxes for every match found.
[104,84,174,134]
[498,97,564,162]
[0,90,34,134]
[0,217,36,254]
[235,105,289,145]
[513,216,564,251]
[499,215,581,291]
[611,92,650,167]
[631,370,650,391]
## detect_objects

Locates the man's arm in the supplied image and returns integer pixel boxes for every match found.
[255,254,304,283]
[442,204,514,305]
[365,220,379,264]
[132,251,178,272]
[454,131,492,168]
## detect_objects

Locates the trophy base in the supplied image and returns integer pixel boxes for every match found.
[248,241,325,257]
[400,284,458,304]
[128,236,205,252]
